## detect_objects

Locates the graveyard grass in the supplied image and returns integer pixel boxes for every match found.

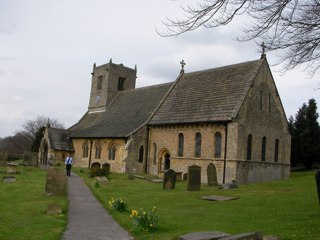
[0,166,67,240]
[76,168,320,240]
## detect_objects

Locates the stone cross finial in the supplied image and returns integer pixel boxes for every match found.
[260,42,266,59]
[180,60,186,73]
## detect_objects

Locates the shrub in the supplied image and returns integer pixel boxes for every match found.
[90,168,107,178]
[130,207,159,232]
[108,197,127,212]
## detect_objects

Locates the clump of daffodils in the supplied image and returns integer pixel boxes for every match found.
[108,197,127,212]
[130,206,159,232]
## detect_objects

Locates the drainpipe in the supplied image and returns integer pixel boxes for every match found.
[223,123,228,184]
[88,139,93,168]
[145,127,150,174]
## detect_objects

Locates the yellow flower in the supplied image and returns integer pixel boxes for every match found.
[150,224,153,227]
[143,211,146,215]
[131,210,138,217]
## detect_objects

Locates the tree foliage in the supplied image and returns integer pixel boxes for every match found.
[0,116,65,159]
[160,0,320,74]
[289,98,320,169]
[22,115,64,140]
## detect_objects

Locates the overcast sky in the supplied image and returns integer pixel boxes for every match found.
[1,0,319,138]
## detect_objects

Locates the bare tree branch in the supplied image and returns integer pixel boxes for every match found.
[159,0,320,75]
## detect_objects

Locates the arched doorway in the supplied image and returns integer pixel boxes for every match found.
[157,148,171,175]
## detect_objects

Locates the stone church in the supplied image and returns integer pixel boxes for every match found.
[39,55,291,184]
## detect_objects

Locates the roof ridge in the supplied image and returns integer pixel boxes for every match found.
[185,59,263,76]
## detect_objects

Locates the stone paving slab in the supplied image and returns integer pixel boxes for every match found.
[62,172,133,240]
[200,196,239,201]
[179,231,231,240]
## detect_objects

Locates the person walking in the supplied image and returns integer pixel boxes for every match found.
[65,154,73,177]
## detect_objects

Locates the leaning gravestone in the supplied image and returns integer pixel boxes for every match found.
[45,168,67,196]
[187,165,201,191]
[316,169,320,204]
[163,169,176,190]
[207,163,218,186]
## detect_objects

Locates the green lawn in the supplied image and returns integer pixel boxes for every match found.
[76,168,320,240]
[0,166,67,240]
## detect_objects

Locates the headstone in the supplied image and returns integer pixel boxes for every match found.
[90,162,101,177]
[179,231,231,240]
[6,162,18,174]
[316,169,320,204]
[3,176,16,183]
[183,173,188,181]
[163,169,176,190]
[187,165,201,191]
[207,163,218,186]
[102,163,111,175]
[45,168,67,196]
[176,172,183,181]
[47,203,62,215]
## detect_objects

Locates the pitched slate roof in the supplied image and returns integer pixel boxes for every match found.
[149,59,264,125]
[47,127,74,151]
[70,82,172,138]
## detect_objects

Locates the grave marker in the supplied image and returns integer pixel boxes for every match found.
[45,168,67,196]
[207,163,218,186]
[163,169,176,190]
[187,165,201,191]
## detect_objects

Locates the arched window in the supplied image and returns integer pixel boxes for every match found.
[82,140,89,158]
[138,146,144,163]
[153,143,157,165]
[95,141,102,159]
[246,134,252,160]
[178,133,184,157]
[274,139,279,162]
[108,142,116,160]
[261,136,267,161]
[195,132,201,158]
[214,132,222,158]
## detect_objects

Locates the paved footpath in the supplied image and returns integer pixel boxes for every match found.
[62,172,133,240]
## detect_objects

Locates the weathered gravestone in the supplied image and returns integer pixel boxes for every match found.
[187,165,201,191]
[3,176,16,183]
[207,163,218,186]
[45,168,67,196]
[7,162,18,174]
[163,169,176,190]
[316,169,320,205]
[90,162,101,177]
[47,203,62,215]
[102,163,111,175]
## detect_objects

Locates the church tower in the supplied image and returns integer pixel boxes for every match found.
[88,59,137,113]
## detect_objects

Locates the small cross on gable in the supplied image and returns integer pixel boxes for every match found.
[180,60,186,73]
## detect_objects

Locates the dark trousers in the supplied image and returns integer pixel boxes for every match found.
[66,164,72,176]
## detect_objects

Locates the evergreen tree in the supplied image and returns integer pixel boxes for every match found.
[290,98,320,169]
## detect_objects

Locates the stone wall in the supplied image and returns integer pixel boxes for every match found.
[125,127,148,173]
[149,124,227,183]
[72,138,127,172]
